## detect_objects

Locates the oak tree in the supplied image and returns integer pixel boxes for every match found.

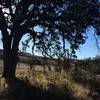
[0,0,99,78]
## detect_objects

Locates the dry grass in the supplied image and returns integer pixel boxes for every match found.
[16,70,91,100]
[0,54,100,100]
[70,84,91,100]
[0,68,100,100]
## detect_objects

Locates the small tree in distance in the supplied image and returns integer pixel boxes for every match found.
[0,0,99,78]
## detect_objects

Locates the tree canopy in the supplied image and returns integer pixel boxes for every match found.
[0,0,100,77]
[0,0,100,58]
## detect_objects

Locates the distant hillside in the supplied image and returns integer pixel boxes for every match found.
[1,49,100,73]
[0,49,59,67]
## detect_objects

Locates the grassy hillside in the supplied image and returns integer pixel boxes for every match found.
[0,50,100,100]
[0,70,100,100]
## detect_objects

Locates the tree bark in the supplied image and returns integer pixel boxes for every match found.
[2,33,22,78]
[0,7,23,79]
[2,50,18,78]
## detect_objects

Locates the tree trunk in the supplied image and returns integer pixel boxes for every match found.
[2,33,22,78]
[2,50,18,78]
[0,8,22,79]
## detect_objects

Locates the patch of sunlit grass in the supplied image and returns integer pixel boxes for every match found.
[23,71,91,99]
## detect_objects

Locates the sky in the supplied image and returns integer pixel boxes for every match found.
[76,27,100,59]
[76,32,99,59]
[0,27,99,59]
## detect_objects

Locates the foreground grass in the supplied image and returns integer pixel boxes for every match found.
[71,69,100,100]
[1,70,99,100]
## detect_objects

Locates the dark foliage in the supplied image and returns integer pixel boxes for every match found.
[0,0,99,77]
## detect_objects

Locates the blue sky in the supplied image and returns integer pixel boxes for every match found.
[76,28,99,59]
[76,35,99,59]
[0,27,99,59]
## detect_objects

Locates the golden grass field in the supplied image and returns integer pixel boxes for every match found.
[0,58,100,100]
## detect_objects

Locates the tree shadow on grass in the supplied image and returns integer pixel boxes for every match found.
[71,73,100,100]
[0,77,75,100]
